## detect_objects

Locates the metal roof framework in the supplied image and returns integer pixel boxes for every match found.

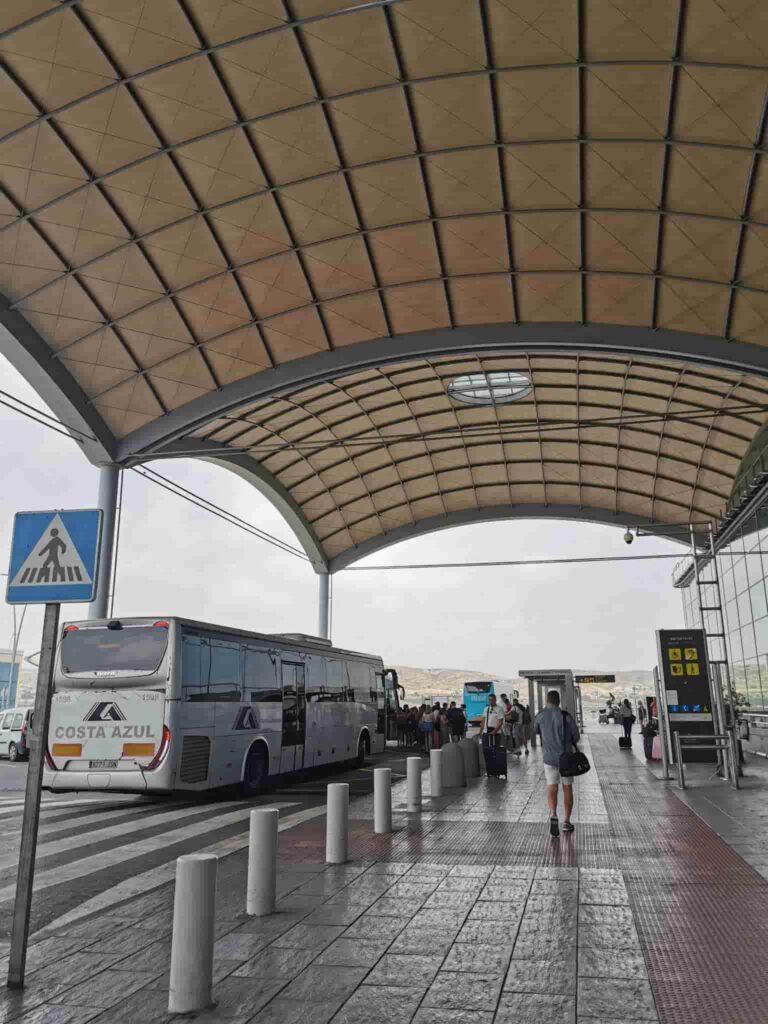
[4,0,768,570]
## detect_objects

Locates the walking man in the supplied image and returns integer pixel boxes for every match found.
[534,690,580,838]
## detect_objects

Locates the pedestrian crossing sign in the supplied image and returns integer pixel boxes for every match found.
[6,509,102,604]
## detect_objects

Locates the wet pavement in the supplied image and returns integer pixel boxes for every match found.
[0,729,765,1023]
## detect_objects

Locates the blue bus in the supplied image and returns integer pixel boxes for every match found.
[463,681,495,725]
[462,681,520,725]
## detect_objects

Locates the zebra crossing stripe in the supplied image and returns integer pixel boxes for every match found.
[0,797,140,818]
[36,803,327,935]
[0,802,301,903]
[0,801,266,873]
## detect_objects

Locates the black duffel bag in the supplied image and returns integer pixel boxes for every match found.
[559,710,591,777]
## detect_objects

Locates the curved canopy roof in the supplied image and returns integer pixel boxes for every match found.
[3,0,768,568]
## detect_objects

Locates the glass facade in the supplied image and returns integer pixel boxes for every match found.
[681,506,768,711]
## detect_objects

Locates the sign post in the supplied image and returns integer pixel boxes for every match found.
[5,509,101,989]
[7,602,59,988]
[656,628,721,770]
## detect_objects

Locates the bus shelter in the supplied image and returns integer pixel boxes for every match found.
[518,670,577,749]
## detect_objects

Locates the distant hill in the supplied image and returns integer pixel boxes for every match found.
[394,665,655,705]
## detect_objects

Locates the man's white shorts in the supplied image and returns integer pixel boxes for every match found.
[544,764,574,786]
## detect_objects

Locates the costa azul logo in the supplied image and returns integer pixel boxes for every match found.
[85,702,126,722]
[233,706,258,730]
[53,700,155,741]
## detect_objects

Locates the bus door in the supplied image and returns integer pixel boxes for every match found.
[280,661,306,773]
[383,669,401,741]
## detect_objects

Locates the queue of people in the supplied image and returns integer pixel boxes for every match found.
[479,693,532,756]
[396,702,468,752]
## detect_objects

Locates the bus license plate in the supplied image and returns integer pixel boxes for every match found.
[89,760,118,769]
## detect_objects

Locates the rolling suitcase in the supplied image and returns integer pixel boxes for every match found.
[483,735,507,778]
[619,736,632,749]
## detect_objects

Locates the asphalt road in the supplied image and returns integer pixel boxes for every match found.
[0,745,419,940]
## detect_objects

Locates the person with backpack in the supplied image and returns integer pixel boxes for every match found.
[418,704,433,754]
[534,690,580,837]
[447,701,464,742]
[510,698,525,755]
[619,699,634,741]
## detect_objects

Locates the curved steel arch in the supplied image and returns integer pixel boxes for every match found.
[0,296,115,464]
[329,504,690,573]
[151,440,329,571]
[117,323,768,463]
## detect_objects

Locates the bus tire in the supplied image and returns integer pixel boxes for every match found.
[242,744,269,796]
[355,733,369,768]
[7,743,18,763]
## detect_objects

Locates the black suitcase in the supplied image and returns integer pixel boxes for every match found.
[619,736,632,749]
[483,736,507,777]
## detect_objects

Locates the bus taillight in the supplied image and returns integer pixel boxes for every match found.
[146,726,170,770]
[44,747,57,771]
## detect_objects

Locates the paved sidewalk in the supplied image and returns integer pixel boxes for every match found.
[1,733,767,1024]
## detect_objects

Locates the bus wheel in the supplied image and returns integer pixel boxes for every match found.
[7,743,18,763]
[355,735,367,768]
[242,745,268,796]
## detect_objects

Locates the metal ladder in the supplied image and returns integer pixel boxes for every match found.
[689,523,738,778]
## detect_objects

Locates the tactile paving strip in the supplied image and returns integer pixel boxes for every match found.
[589,735,768,1024]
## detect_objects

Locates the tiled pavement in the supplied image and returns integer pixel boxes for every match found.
[2,732,767,1024]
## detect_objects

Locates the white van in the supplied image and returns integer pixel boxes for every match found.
[0,707,32,761]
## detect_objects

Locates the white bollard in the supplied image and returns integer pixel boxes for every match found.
[326,783,349,864]
[441,741,466,788]
[168,854,217,1014]
[246,808,278,916]
[430,748,443,798]
[374,767,392,833]
[406,756,422,812]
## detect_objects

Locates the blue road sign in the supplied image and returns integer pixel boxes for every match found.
[6,510,102,604]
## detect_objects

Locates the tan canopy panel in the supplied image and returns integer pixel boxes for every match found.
[183,351,768,568]
[2,0,768,566]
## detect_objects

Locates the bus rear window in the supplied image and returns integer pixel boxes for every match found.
[61,627,168,675]
[464,682,492,693]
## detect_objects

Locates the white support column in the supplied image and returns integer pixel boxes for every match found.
[88,465,119,620]
[318,571,330,640]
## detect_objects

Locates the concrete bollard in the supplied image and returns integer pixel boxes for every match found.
[374,767,392,833]
[441,741,466,788]
[459,738,481,779]
[406,756,422,811]
[326,783,349,864]
[168,854,217,1014]
[430,748,443,798]
[247,808,278,916]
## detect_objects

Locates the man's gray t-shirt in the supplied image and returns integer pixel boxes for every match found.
[534,707,580,767]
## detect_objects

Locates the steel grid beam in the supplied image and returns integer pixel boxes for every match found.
[0,293,115,463]
[114,323,768,463]
[317,474,722,549]
[327,503,695,571]
[383,3,454,328]
[724,87,768,340]
[74,263,768,408]
[651,0,687,329]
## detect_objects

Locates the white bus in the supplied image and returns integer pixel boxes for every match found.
[43,616,401,795]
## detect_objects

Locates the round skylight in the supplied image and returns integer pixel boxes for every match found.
[447,371,533,406]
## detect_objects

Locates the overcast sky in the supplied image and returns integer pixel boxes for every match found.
[0,354,685,677]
